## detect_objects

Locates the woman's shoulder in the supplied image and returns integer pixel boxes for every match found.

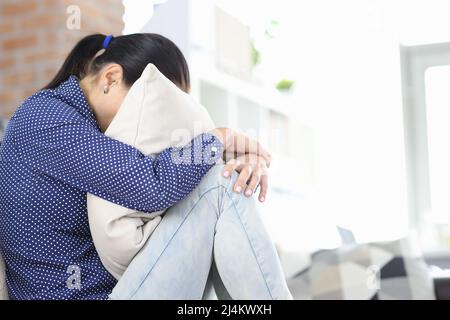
[14,88,80,126]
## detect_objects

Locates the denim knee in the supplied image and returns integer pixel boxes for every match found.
[196,164,238,194]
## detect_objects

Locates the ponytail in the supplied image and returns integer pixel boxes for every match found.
[44,33,191,92]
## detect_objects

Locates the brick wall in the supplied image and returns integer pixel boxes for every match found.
[0,0,125,119]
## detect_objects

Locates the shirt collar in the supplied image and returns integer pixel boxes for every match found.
[54,75,101,131]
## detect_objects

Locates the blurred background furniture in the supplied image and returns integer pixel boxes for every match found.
[280,229,450,300]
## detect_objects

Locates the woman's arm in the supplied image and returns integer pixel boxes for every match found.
[14,98,223,213]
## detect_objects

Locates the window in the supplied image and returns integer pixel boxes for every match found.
[425,66,450,225]
[401,43,450,253]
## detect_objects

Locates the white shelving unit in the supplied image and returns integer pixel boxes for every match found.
[190,61,313,193]
[141,0,314,194]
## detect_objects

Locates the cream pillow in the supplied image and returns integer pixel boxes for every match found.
[87,63,215,280]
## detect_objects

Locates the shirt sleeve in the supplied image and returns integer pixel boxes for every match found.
[14,97,224,213]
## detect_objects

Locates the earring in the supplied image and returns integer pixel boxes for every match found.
[103,85,110,94]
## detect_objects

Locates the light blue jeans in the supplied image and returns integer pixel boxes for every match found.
[109,165,292,300]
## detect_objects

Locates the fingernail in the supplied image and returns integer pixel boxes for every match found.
[235,186,242,193]
[223,171,230,177]
[259,197,265,202]
[245,189,252,196]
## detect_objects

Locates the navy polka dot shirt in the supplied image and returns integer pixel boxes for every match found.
[0,76,223,300]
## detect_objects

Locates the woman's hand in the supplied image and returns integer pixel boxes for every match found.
[209,128,271,202]
[222,153,269,203]
[210,128,272,167]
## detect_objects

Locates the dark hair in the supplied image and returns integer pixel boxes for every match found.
[44,33,190,92]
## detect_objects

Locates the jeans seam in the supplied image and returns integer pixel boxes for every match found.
[222,189,275,299]
[127,183,227,299]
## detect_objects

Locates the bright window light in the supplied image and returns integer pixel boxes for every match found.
[122,0,162,34]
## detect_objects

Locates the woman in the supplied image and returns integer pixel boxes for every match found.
[0,33,292,300]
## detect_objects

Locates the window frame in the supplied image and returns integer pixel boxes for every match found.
[400,42,450,240]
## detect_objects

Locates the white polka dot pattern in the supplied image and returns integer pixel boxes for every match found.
[0,76,223,300]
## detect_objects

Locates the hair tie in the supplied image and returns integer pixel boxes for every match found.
[103,35,114,49]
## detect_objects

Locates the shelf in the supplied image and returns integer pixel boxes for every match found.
[190,61,313,195]
[192,62,295,118]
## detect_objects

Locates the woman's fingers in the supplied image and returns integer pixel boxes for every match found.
[246,163,268,201]
[222,153,269,202]
[223,158,240,178]
[258,174,268,202]
[245,168,261,197]
[233,165,252,193]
